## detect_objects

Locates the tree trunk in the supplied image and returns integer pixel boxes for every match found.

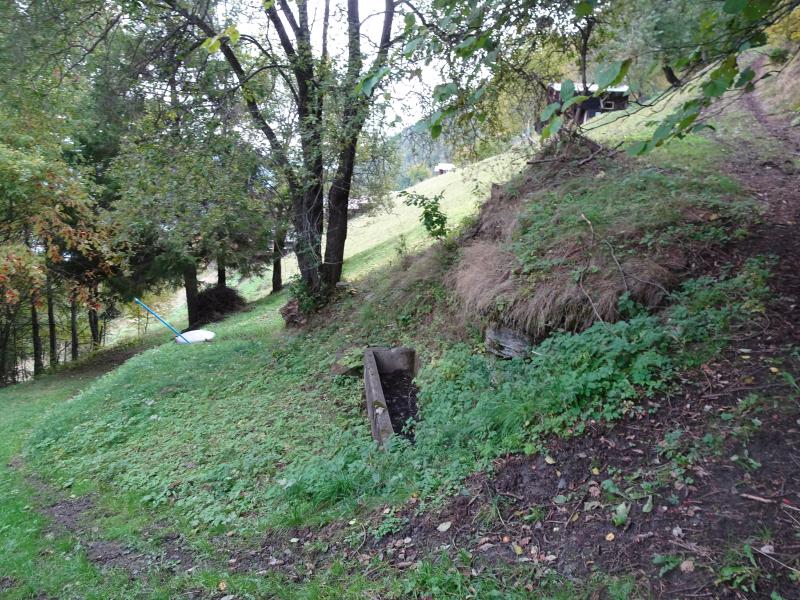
[322,137,358,288]
[88,309,100,348]
[70,298,79,361]
[47,277,58,367]
[31,300,44,376]
[0,314,12,386]
[217,258,227,289]
[662,64,681,87]
[577,16,596,96]
[11,327,18,383]
[272,232,285,294]
[320,0,393,291]
[291,187,324,290]
[183,263,200,327]
[87,285,101,348]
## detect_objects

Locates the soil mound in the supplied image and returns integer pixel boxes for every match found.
[193,286,246,326]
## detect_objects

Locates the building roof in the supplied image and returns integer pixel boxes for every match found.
[435,162,456,171]
[549,82,629,94]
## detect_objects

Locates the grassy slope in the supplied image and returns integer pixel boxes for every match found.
[1,70,797,598]
[0,152,524,599]
[0,362,173,598]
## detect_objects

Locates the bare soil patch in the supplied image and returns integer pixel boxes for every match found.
[380,368,419,439]
[0,576,18,591]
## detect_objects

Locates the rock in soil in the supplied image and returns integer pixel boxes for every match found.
[484,323,534,359]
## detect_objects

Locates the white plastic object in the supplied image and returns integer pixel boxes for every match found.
[174,329,216,344]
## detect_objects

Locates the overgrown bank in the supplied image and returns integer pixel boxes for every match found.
[3,78,800,599]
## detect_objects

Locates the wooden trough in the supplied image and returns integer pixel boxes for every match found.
[363,347,419,447]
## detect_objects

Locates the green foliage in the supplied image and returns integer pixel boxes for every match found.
[399,191,449,239]
[611,502,630,527]
[716,544,761,593]
[288,276,327,313]
[372,512,409,540]
[652,554,683,577]
[109,119,274,299]
[410,0,798,154]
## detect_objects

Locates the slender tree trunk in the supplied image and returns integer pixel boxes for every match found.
[183,263,200,327]
[577,16,595,96]
[217,258,227,289]
[320,0,393,290]
[87,285,101,348]
[31,300,44,376]
[88,308,100,348]
[47,277,58,367]
[70,298,79,361]
[11,327,17,383]
[322,138,359,288]
[272,231,285,294]
[0,316,11,386]
[100,315,107,345]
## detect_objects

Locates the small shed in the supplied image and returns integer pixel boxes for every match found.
[546,82,630,125]
[434,162,455,175]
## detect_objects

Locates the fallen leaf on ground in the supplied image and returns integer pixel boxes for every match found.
[436,521,452,532]
[680,559,694,573]
[605,533,615,541]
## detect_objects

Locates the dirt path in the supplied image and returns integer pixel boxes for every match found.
[37,485,201,578]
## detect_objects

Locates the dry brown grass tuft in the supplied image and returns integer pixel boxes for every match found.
[452,239,676,341]
[450,241,518,318]
[450,158,680,341]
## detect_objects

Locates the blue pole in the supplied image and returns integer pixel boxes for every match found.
[133,298,191,344]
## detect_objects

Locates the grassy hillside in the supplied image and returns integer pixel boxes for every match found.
[1,74,799,598]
